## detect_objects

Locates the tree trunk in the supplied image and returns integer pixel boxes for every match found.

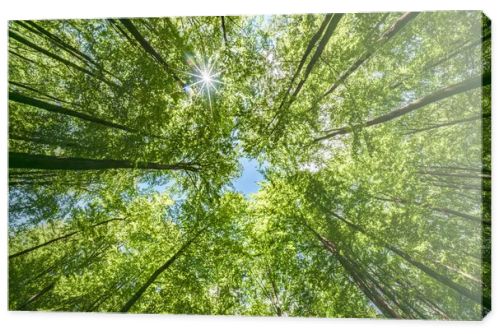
[18,282,56,310]
[322,12,418,97]
[405,113,489,135]
[300,219,401,318]
[9,152,200,172]
[327,211,488,309]
[290,14,344,102]
[120,227,207,312]
[9,91,138,134]
[118,19,185,87]
[9,217,126,259]
[10,133,88,150]
[220,16,228,46]
[9,80,79,106]
[269,14,344,133]
[315,72,490,142]
[9,30,118,88]
[372,195,489,226]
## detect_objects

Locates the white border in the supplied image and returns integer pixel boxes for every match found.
[1,1,498,333]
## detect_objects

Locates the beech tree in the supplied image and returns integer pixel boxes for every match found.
[8,12,490,319]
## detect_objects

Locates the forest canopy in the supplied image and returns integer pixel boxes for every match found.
[7,11,491,319]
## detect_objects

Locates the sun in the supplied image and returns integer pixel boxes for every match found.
[184,55,223,110]
[201,70,212,84]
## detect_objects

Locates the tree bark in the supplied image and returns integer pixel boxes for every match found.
[10,133,88,150]
[322,12,419,97]
[18,21,99,66]
[9,152,200,172]
[327,211,488,309]
[372,195,489,226]
[120,227,207,312]
[269,14,344,133]
[9,217,126,259]
[220,17,228,46]
[9,80,79,106]
[405,113,489,135]
[314,72,490,142]
[9,91,138,134]
[9,30,118,88]
[118,19,185,87]
[18,282,55,310]
[300,219,401,318]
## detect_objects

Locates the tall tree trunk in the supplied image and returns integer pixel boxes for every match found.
[118,19,185,87]
[416,169,491,179]
[405,113,489,135]
[9,80,79,106]
[326,211,488,309]
[220,16,228,46]
[269,14,344,133]
[287,14,344,102]
[391,29,491,90]
[268,14,333,131]
[9,217,126,259]
[416,164,491,176]
[300,219,401,318]
[9,30,119,88]
[16,20,99,66]
[314,72,490,142]
[9,91,138,134]
[9,152,200,172]
[18,282,56,310]
[10,133,88,150]
[322,12,418,97]
[372,195,489,226]
[120,227,207,312]
[15,20,94,68]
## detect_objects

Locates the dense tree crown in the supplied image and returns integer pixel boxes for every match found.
[8,12,490,319]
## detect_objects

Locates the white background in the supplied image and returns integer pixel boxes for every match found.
[0,0,498,333]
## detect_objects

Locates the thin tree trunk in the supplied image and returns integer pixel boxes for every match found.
[120,227,207,312]
[390,30,491,90]
[268,14,333,130]
[372,195,489,226]
[425,30,491,71]
[9,80,79,106]
[322,12,418,97]
[107,19,137,46]
[9,91,138,134]
[9,217,126,259]
[429,182,486,192]
[9,49,38,65]
[118,19,185,87]
[17,20,99,66]
[289,14,344,102]
[266,268,283,316]
[314,72,490,142]
[280,14,332,108]
[10,133,88,150]
[416,169,491,179]
[300,219,401,318]
[327,211,488,309]
[9,30,118,88]
[18,282,55,310]
[269,14,343,133]
[366,264,427,319]
[405,113,489,135]
[9,152,200,172]
[220,17,228,46]
[20,20,123,83]
[416,164,491,176]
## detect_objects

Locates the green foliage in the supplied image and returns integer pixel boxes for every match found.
[8,12,490,319]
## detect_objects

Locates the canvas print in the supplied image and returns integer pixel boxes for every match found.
[8,12,490,319]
